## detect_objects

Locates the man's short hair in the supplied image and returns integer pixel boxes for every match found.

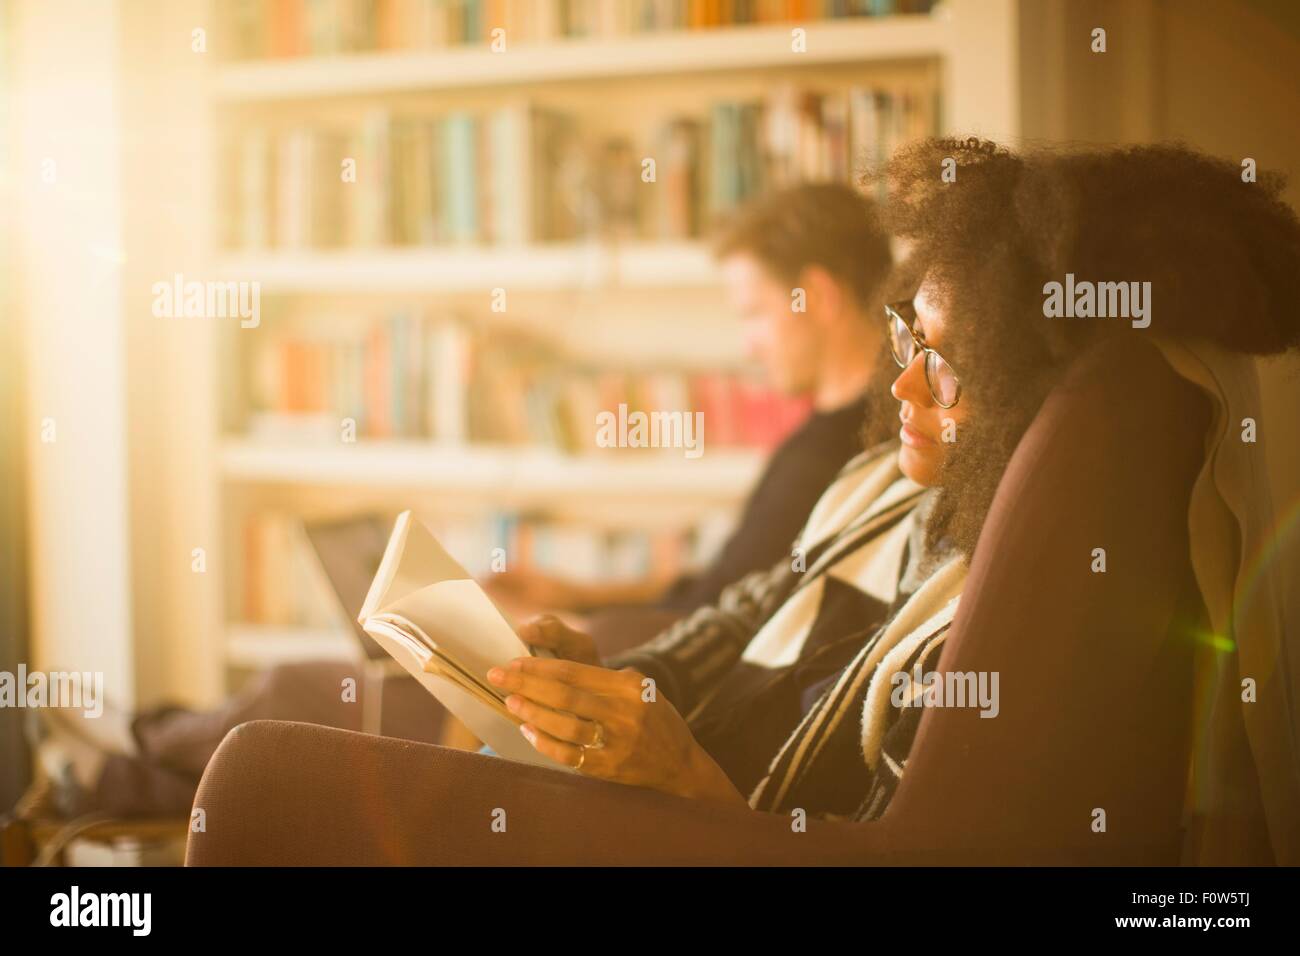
[712,183,892,309]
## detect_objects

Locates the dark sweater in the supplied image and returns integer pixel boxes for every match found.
[657,392,871,613]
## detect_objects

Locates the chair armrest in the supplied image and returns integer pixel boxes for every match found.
[185,720,904,866]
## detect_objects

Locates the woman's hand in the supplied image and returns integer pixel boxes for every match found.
[517,615,601,667]
[486,657,747,807]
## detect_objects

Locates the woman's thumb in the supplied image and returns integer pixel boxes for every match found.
[519,614,569,647]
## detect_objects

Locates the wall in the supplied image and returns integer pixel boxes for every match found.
[119,0,222,708]
[11,0,135,703]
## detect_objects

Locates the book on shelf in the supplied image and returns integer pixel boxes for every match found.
[243,310,443,441]
[238,308,811,449]
[224,104,579,249]
[223,82,935,250]
[223,0,939,61]
[241,511,341,628]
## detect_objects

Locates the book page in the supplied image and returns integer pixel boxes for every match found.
[362,618,559,768]
[360,511,570,770]
[384,578,529,680]
[359,510,470,620]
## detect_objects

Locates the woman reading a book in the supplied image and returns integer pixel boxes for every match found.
[486,138,1300,857]
[490,259,963,813]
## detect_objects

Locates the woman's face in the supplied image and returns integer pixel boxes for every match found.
[891,278,967,486]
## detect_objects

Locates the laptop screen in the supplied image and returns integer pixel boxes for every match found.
[303,514,395,661]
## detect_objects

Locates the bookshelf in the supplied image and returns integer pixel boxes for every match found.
[212,17,954,100]
[226,625,359,668]
[195,0,1018,693]
[220,440,762,501]
[216,241,718,292]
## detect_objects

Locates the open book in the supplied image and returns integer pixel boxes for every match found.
[357,511,568,769]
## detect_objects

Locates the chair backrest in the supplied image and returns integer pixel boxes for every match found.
[882,335,1233,863]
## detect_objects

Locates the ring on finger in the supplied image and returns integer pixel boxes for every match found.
[588,720,606,750]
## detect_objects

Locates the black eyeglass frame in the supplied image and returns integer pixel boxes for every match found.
[884,300,963,410]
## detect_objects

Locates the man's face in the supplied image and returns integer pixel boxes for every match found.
[721,253,821,396]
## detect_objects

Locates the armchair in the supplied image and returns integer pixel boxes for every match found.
[186,338,1293,866]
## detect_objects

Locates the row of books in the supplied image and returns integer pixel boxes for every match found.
[223,84,935,249]
[223,0,939,61]
[435,512,695,581]
[239,511,341,628]
[706,84,936,219]
[239,310,812,450]
[241,310,451,441]
[224,105,578,249]
[237,508,698,626]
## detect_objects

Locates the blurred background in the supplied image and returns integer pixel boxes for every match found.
[3,0,1300,846]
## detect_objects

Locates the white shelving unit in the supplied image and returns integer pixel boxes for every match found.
[220,440,763,501]
[226,625,360,669]
[217,241,717,293]
[205,2,1017,685]
[212,17,954,101]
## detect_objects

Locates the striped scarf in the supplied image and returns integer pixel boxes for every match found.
[610,442,968,821]
[749,554,966,820]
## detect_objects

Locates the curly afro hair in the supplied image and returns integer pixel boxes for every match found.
[868,137,1300,559]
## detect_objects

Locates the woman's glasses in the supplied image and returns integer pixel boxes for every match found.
[885,300,962,409]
